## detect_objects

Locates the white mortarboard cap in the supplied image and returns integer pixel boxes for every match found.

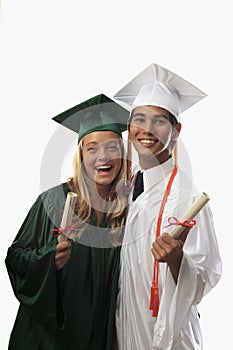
[114,63,207,119]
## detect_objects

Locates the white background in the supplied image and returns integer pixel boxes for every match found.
[1,0,232,349]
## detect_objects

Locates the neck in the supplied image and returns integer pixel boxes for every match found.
[89,185,111,227]
[89,184,111,209]
[139,151,171,170]
[96,185,111,199]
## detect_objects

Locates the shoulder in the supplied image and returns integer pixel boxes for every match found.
[40,182,69,200]
[38,182,70,215]
[175,168,199,196]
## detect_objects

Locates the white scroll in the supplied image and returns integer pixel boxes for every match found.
[58,192,78,243]
[169,192,210,238]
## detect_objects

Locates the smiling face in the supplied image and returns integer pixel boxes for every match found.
[81,131,123,192]
[129,105,181,168]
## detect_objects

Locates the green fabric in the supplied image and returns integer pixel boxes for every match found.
[5,183,121,350]
[52,94,129,143]
[78,111,124,142]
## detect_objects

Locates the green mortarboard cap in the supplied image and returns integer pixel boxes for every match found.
[52,94,130,143]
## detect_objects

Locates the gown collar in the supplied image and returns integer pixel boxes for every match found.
[135,157,175,193]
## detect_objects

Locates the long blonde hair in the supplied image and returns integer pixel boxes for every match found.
[67,136,130,246]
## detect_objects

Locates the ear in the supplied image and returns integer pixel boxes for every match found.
[172,123,182,141]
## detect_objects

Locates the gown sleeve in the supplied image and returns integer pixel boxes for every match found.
[5,186,65,326]
[153,201,222,349]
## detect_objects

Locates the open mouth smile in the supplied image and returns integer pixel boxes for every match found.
[95,164,113,174]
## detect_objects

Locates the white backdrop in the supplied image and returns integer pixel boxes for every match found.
[1,1,232,349]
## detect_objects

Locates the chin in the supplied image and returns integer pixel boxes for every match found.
[137,148,158,157]
[97,178,114,187]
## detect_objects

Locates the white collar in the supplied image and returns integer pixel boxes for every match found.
[134,157,175,193]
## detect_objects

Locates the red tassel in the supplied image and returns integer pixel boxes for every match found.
[149,282,159,317]
[149,282,155,310]
[152,287,159,317]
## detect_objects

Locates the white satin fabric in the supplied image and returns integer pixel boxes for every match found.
[115,158,222,350]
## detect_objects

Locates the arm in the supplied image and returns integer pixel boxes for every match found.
[153,203,222,349]
[5,188,67,324]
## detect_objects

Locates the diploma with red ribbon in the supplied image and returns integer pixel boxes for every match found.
[52,191,78,329]
[168,192,210,238]
[57,192,78,243]
[150,192,210,318]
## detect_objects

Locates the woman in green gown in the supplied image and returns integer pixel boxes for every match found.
[5,94,130,350]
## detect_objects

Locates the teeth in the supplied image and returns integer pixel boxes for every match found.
[140,139,156,144]
[96,165,112,170]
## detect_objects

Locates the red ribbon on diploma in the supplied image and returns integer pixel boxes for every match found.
[50,222,82,237]
[164,216,196,229]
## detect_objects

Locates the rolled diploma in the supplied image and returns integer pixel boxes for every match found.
[169,192,210,238]
[58,192,78,243]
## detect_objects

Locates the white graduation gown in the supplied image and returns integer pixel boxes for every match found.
[116,158,222,350]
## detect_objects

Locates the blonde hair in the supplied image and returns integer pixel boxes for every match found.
[67,136,130,246]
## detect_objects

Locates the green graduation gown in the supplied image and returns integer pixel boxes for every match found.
[5,183,121,350]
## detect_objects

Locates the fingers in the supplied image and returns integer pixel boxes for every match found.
[55,241,71,270]
[56,241,71,252]
[151,233,183,263]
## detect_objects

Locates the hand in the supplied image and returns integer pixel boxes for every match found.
[151,227,190,282]
[55,240,71,270]
[151,233,183,265]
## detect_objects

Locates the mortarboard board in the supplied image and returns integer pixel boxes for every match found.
[52,94,129,143]
[114,63,207,119]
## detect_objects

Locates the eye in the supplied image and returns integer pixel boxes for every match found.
[87,147,97,153]
[153,116,170,125]
[107,144,120,152]
[108,146,117,151]
[135,117,145,123]
[153,118,165,125]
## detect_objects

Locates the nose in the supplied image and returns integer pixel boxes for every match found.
[143,120,154,134]
[97,146,110,161]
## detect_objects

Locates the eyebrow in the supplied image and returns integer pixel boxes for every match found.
[84,141,98,147]
[84,139,119,147]
[132,113,169,119]
[132,112,146,118]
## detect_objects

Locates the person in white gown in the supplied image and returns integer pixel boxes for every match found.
[113,63,222,350]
